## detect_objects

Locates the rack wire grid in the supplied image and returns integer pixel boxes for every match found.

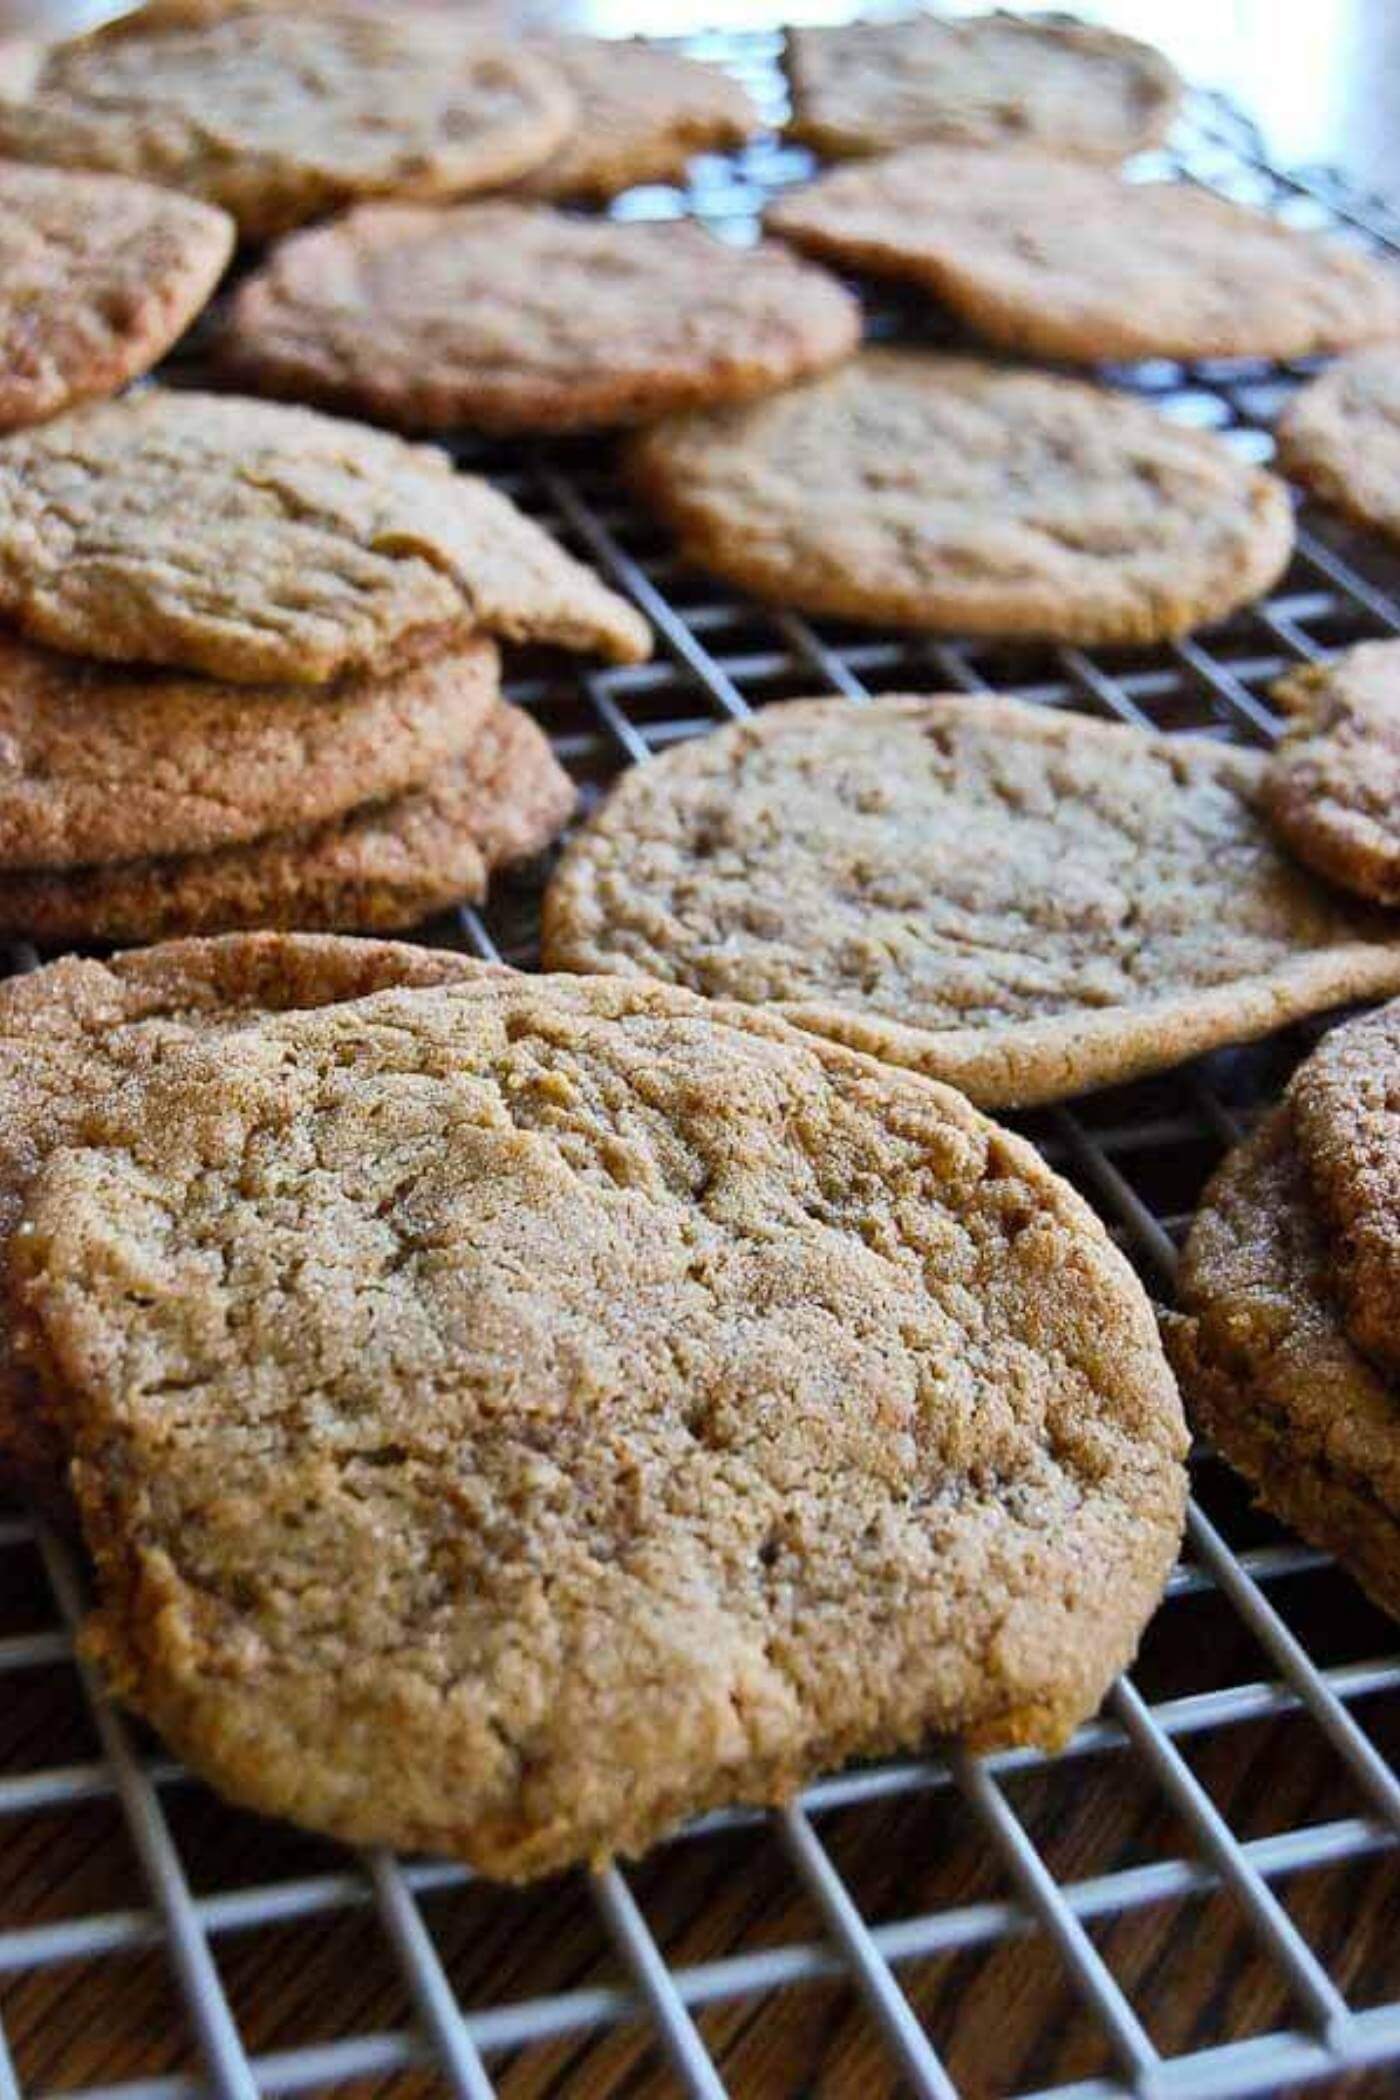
[4,23,1400,2100]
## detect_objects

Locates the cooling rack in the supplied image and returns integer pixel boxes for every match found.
[4,25,1400,2100]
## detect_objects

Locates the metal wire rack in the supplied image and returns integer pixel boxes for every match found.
[4,25,1400,2100]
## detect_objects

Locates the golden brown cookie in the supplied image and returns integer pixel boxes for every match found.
[1276,346,1400,545]
[627,351,1294,645]
[0,389,650,683]
[1288,999,1400,1380]
[0,8,574,239]
[14,971,1186,1875]
[783,12,1179,162]
[0,630,499,870]
[0,161,233,431]
[1263,641,1400,904]
[515,37,756,202]
[0,932,499,1506]
[223,205,860,435]
[542,694,1400,1109]
[0,700,573,942]
[766,149,1400,364]
[1169,1105,1400,1621]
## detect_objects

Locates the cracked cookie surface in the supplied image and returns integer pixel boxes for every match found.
[514,38,756,202]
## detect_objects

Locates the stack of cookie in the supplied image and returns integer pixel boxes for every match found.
[0,386,649,942]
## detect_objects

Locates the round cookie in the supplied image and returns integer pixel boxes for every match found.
[766,150,1400,366]
[0,389,650,684]
[1264,641,1400,904]
[782,13,1179,162]
[1169,1106,1400,1622]
[0,8,574,240]
[515,38,757,203]
[542,694,1400,1110]
[0,162,233,432]
[626,352,1294,646]
[0,630,499,870]
[1288,999,1400,1380]
[1276,347,1400,545]
[14,971,1187,1875]
[0,931,499,1505]
[223,206,861,436]
[0,700,574,943]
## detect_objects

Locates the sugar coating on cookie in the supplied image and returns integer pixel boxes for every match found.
[0,162,233,431]
[0,389,650,683]
[543,694,1400,1108]
[767,150,1400,364]
[1265,641,1400,904]
[225,206,860,435]
[1276,346,1400,545]
[0,9,574,239]
[626,352,1294,645]
[0,701,575,944]
[15,972,1186,1876]
[515,38,756,202]
[783,12,1179,162]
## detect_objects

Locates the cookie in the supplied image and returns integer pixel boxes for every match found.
[766,149,1400,365]
[0,8,574,239]
[223,205,860,435]
[515,37,756,202]
[0,161,233,431]
[1276,346,1400,546]
[542,694,1400,1110]
[0,931,497,1504]
[626,351,1294,645]
[0,631,499,871]
[782,12,1179,162]
[1263,641,1400,904]
[1169,1107,1400,1622]
[0,389,650,683]
[1288,999,1400,1380]
[13,971,1186,1876]
[0,700,573,943]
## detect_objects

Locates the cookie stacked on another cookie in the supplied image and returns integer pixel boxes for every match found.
[0,387,649,940]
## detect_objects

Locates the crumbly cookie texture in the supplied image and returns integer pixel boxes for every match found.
[0,631,499,871]
[542,694,1400,1110]
[0,162,233,431]
[14,972,1186,1877]
[626,352,1293,645]
[224,205,860,435]
[1287,1000,1400,1382]
[0,389,650,683]
[1168,1106,1400,1622]
[0,701,574,943]
[766,149,1400,364]
[1276,347,1400,545]
[1264,641,1400,904]
[0,9,574,239]
[782,12,1179,162]
[0,933,498,1506]
[515,38,756,202]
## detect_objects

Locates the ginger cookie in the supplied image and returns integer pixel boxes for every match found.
[0,8,573,240]
[542,694,1400,1110]
[1170,1105,1400,1621]
[783,12,1179,163]
[515,38,756,203]
[0,631,499,871]
[0,931,498,1505]
[0,389,650,683]
[0,700,574,943]
[767,150,1400,365]
[626,352,1294,645]
[1288,999,1400,1381]
[1276,346,1400,546]
[223,205,860,435]
[1263,641,1400,904]
[0,162,233,431]
[13,971,1186,1875]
